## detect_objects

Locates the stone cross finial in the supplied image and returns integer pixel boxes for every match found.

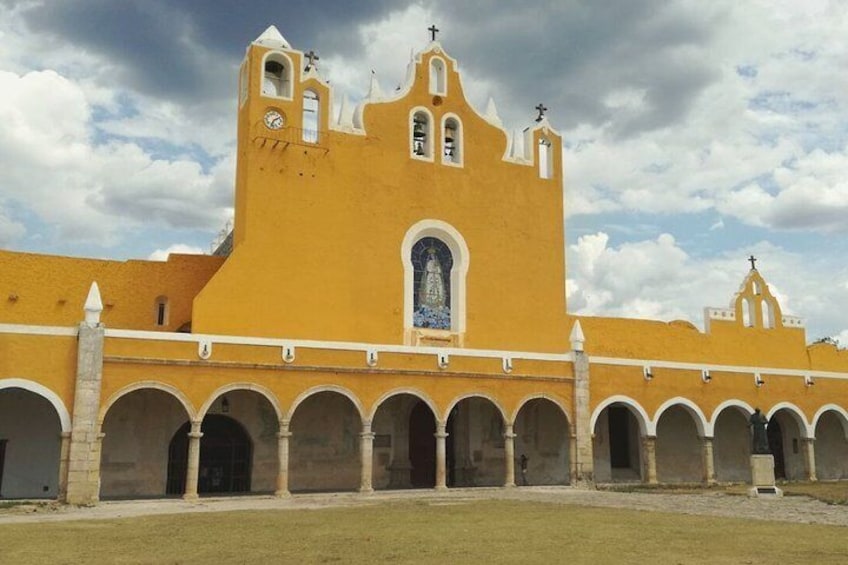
[428,24,440,41]
[748,255,757,270]
[535,103,548,122]
[304,50,320,71]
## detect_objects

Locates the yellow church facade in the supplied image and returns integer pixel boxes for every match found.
[1,26,847,504]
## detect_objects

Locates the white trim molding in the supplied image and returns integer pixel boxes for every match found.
[0,378,72,432]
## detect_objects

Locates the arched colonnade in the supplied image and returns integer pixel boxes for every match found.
[591,396,848,484]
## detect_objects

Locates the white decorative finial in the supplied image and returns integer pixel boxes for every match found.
[254,25,290,49]
[367,70,383,101]
[84,282,103,325]
[569,320,585,352]
[337,95,354,128]
[485,97,502,126]
[510,128,525,159]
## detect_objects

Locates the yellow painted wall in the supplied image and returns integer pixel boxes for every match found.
[0,251,224,331]
[192,44,569,352]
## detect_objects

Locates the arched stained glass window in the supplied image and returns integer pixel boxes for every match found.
[411,237,452,329]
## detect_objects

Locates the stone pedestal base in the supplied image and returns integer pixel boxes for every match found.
[748,455,782,498]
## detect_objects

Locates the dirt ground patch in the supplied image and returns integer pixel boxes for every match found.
[2,484,848,527]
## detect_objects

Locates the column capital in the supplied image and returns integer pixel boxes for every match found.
[360,432,376,440]
[188,432,204,439]
[277,431,293,439]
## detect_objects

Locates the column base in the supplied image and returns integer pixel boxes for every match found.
[359,487,375,494]
[503,482,516,488]
[274,489,291,498]
[182,493,199,501]
[434,485,449,492]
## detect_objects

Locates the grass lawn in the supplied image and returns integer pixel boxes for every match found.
[2,499,847,564]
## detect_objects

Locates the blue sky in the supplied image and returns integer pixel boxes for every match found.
[1,1,847,343]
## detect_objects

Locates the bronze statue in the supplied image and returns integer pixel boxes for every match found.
[749,408,770,454]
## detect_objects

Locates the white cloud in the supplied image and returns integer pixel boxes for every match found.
[566,232,848,341]
[0,69,233,247]
[147,243,205,262]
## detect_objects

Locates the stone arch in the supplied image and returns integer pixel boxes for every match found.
[99,381,195,425]
[812,404,848,480]
[767,402,811,481]
[709,399,755,429]
[288,385,365,492]
[653,397,708,438]
[653,399,707,483]
[512,394,571,486]
[0,378,71,432]
[368,388,438,422]
[590,395,650,436]
[591,395,649,483]
[99,382,196,499]
[286,385,365,422]
[197,382,282,422]
[511,393,571,428]
[369,388,439,490]
[0,379,68,498]
[812,404,848,440]
[444,393,508,487]
[766,402,812,438]
[710,399,755,482]
[402,219,470,336]
[444,392,507,424]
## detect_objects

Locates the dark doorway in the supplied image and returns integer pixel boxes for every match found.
[0,439,6,496]
[166,415,253,495]
[408,401,436,487]
[609,406,631,468]
[767,417,786,479]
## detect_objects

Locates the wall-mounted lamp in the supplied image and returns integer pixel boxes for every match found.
[282,345,296,364]
[502,357,513,374]
[701,369,712,383]
[754,373,765,387]
[437,353,449,370]
[198,340,212,360]
[221,396,230,413]
[366,349,378,367]
[643,366,653,381]
[804,375,815,387]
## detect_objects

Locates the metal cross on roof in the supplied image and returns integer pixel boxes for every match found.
[428,24,440,41]
[535,103,548,122]
[748,255,757,270]
[304,50,320,71]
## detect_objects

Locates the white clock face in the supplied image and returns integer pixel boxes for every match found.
[264,110,284,130]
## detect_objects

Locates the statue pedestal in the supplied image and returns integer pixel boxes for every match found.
[748,455,782,498]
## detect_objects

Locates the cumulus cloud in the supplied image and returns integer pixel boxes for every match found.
[147,243,205,261]
[567,232,848,341]
[0,69,232,246]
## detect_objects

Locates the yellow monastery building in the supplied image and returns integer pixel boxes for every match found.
[1,26,847,503]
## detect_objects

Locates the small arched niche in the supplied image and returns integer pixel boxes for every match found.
[154,296,169,327]
[262,52,293,99]
[538,136,553,179]
[442,115,462,166]
[429,57,447,95]
[410,109,434,160]
[302,89,320,143]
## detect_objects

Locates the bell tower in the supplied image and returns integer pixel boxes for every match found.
[232,26,331,249]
